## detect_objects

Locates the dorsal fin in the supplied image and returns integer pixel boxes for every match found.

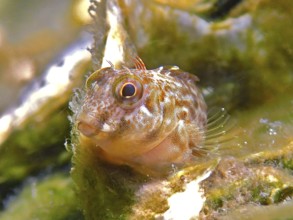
[159,66,199,83]
[133,56,146,70]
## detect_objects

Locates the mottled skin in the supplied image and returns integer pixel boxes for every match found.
[76,58,207,176]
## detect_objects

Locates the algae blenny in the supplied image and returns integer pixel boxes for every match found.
[74,58,207,176]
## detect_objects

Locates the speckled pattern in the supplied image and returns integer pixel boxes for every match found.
[75,58,207,176]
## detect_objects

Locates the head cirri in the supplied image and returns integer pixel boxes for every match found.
[76,57,207,176]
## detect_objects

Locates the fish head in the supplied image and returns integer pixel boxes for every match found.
[76,66,179,158]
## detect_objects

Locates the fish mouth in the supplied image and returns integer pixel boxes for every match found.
[77,121,101,137]
[77,119,113,139]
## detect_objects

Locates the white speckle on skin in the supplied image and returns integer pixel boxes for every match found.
[151,71,169,82]
[163,96,171,105]
[140,106,153,117]
[176,120,185,132]
[165,118,172,126]
[181,107,189,113]
[102,123,112,132]
[160,170,212,220]
[124,113,134,121]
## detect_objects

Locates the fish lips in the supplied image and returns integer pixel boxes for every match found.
[77,121,100,137]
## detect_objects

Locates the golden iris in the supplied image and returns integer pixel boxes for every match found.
[113,75,143,108]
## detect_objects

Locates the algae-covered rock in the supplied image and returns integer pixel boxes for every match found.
[0,0,292,219]
[200,143,293,219]
[124,0,293,109]
[68,1,293,220]
[0,172,82,220]
[129,142,293,219]
[0,0,91,216]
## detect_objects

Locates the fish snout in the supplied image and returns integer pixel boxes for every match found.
[77,121,100,137]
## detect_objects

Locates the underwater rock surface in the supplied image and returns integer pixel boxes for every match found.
[0,0,292,219]
[129,142,293,219]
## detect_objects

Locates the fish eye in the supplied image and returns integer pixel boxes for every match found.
[114,75,143,108]
[120,83,136,98]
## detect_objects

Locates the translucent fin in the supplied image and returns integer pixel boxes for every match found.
[159,66,199,83]
[203,107,238,155]
[133,56,146,70]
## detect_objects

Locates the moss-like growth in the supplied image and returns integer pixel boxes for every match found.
[272,186,293,204]
[0,109,72,211]
[127,0,293,110]
[199,144,293,218]
[0,173,81,220]
[1,0,293,219]
[69,123,149,219]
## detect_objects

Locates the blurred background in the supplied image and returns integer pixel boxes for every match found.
[0,0,292,219]
[0,0,90,113]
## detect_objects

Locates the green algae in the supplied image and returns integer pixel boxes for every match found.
[0,109,72,212]
[131,0,293,111]
[199,143,293,218]
[245,143,293,171]
[69,124,148,219]
[0,0,293,219]
[129,143,293,219]
[0,173,82,220]
[68,0,293,218]
[0,110,71,185]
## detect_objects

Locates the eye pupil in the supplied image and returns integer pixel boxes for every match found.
[121,83,136,97]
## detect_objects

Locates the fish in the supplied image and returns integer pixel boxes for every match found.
[75,57,208,176]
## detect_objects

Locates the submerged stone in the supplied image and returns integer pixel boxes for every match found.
[0,0,292,219]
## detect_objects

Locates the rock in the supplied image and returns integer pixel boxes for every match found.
[0,0,292,219]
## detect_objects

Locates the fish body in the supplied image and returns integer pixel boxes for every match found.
[76,58,207,175]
